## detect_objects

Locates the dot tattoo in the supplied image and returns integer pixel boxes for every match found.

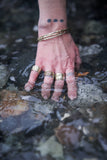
[53,19,58,22]
[47,19,64,23]
[47,19,51,23]
[60,19,64,22]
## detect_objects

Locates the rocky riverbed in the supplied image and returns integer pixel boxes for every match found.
[0,0,107,160]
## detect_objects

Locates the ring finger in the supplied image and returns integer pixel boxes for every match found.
[41,71,54,99]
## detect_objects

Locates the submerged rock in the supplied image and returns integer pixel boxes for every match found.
[0,90,55,135]
[84,21,104,35]
[69,83,104,108]
[83,158,98,160]
[98,134,107,152]
[101,80,107,93]
[37,136,64,159]
[79,44,103,63]
[55,124,81,147]
[0,90,29,118]
[0,64,9,88]
[79,44,103,57]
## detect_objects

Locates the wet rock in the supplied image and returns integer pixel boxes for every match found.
[0,44,7,49]
[37,136,64,159]
[0,90,29,118]
[84,21,104,35]
[83,158,98,160]
[81,35,102,45]
[0,90,55,135]
[33,103,54,116]
[69,83,104,108]
[0,143,11,154]
[0,64,9,88]
[7,83,18,91]
[79,44,103,63]
[98,134,107,152]
[55,124,82,147]
[21,95,54,119]
[100,81,107,93]
[79,44,103,56]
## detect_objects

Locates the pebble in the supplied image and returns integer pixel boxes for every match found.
[37,136,64,159]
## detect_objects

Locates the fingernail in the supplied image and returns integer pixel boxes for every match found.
[69,95,77,100]
[25,86,31,92]
[43,96,48,100]
[51,96,59,102]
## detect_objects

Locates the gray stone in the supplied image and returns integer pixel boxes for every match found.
[69,83,105,108]
[37,136,64,159]
[33,103,54,116]
[7,83,18,91]
[79,44,103,63]
[100,81,107,93]
[1,144,11,154]
[79,44,103,57]
[98,135,107,152]
[0,64,9,88]
[83,158,98,160]
[84,20,104,34]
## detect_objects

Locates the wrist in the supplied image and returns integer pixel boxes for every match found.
[38,19,67,37]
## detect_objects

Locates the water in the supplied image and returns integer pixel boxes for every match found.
[0,0,107,160]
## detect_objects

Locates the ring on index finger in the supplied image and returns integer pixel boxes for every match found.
[32,65,41,73]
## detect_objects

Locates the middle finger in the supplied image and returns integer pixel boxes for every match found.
[51,73,65,101]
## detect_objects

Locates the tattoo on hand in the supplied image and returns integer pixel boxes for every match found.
[53,19,58,22]
[47,19,64,23]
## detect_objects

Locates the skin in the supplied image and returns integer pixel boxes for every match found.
[24,0,81,101]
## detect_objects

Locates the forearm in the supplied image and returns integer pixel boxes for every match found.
[38,0,67,36]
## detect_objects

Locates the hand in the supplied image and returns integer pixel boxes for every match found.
[24,33,81,101]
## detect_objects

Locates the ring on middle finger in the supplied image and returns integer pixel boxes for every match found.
[55,73,65,80]
[44,71,54,78]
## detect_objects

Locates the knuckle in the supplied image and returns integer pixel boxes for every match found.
[66,76,75,83]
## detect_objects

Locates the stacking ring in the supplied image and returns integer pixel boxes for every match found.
[55,73,65,80]
[32,65,41,73]
[44,71,54,78]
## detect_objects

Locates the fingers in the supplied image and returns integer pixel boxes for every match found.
[51,80,64,101]
[66,69,77,100]
[41,75,54,100]
[75,46,82,70]
[24,65,41,92]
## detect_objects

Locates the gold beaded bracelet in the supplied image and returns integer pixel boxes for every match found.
[37,28,71,42]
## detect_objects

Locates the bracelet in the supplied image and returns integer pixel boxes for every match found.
[37,28,71,42]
